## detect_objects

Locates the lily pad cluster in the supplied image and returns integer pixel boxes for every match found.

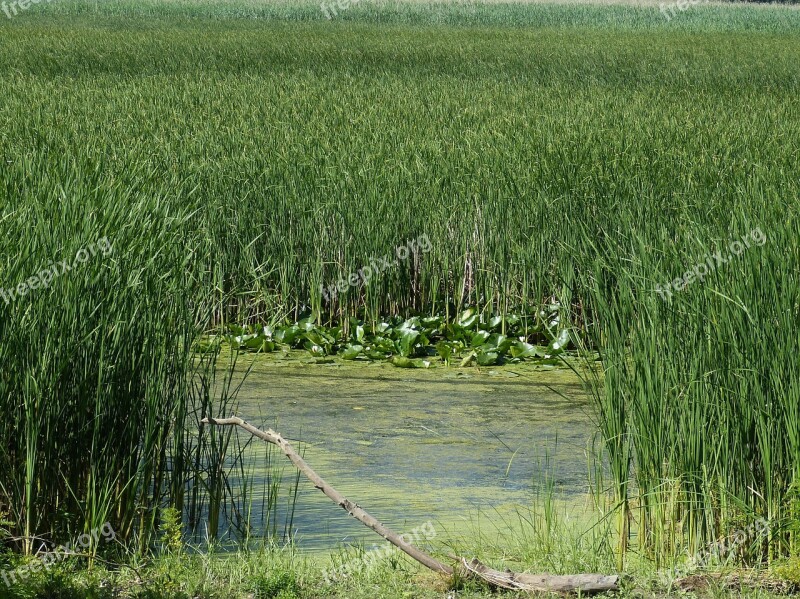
[214,307,579,368]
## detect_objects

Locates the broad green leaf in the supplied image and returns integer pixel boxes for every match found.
[549,328,571,353]
[341,344,363,360]
[476,351,499,366]
[436,341,452,363]
[399,330,420,357]
[304,341,326,357]
[390,356,415,368]
[366,349,387,361]
[458,308,478,328]
[470,330,490,347]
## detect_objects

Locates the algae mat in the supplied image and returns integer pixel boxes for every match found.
[222,357,596,552]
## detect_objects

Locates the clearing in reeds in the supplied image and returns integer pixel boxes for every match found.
[0,0,798,580]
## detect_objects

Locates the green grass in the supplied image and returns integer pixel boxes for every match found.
[0,0,798,579]
[6,0,800,31]
[0,501,796,598]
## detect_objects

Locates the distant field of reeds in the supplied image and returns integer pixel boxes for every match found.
[0,0,798,568]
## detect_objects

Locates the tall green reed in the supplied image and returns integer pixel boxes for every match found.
[0,182,292,553]
[578,210,799,566]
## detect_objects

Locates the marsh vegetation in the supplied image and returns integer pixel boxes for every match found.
[0,0,799,595]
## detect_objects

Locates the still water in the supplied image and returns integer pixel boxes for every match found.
[224,356,596,552]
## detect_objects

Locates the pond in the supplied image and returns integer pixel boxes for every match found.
[224,355,597,553]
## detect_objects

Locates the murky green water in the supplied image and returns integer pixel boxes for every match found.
[225,355,596,552]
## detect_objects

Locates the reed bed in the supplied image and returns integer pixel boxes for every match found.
[0,0,798,567]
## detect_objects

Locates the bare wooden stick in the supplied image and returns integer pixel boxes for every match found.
[202,416,619,594]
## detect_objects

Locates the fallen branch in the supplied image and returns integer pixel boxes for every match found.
[202,416,619,594]
[461,557,621,593]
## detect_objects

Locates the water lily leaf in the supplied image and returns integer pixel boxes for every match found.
[549,328,572,353]
[303,330,335,355]
[303,331,324,345]
[458,308,478,328]
[484,333,507,350]
[341,344,363,360]
[234,333,261,348]
[244,337,276,352]
[390,356,415,368]
[487,315,503,330]
[510,341,540,358]
[421,316,442,328]
[497,338,514,355]
[244,337,263,350]
[436,341,452,363]
[366,349,387,360]
[304,341,326,357]
[298,318,316,332]
[374,337,395,352]
[459,352,476,367]
[470,330,490,347]
[276,325,301,346]
[399,330,420,357]
[444,323,468,342]
[401,317,421,330]
[476,351,499,366]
